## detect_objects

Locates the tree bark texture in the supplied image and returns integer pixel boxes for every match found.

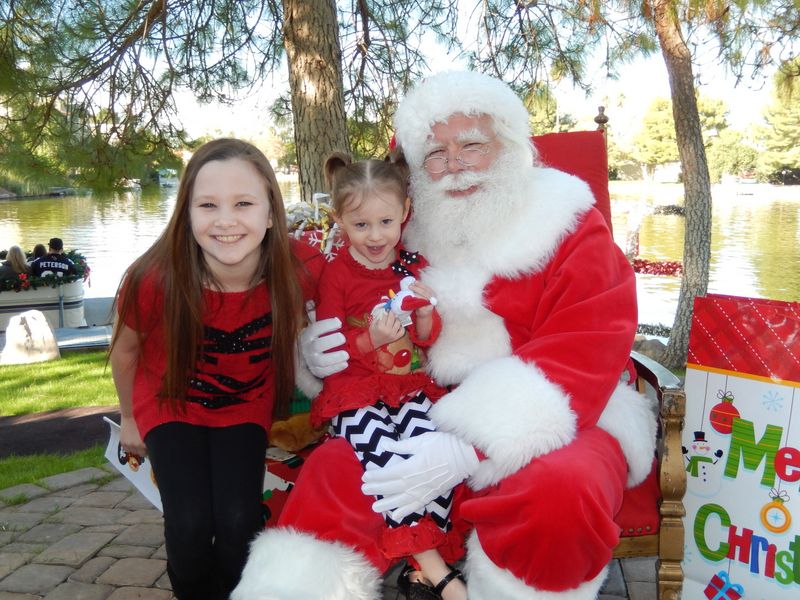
[652,0,712,369]
[282,0,349,202]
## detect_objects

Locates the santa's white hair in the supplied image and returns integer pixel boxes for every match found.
[393,70,538,170]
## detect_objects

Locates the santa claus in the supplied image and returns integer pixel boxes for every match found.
[233,71,657,600]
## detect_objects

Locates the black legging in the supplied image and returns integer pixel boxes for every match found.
[145,421,267,600]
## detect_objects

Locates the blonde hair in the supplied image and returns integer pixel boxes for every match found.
[6,246,30,274]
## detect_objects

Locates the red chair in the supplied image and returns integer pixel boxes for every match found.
[533,129,687,600]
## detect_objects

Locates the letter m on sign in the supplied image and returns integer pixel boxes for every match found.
[724,418,783,487]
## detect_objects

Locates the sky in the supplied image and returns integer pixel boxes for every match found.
[175,39,777,146]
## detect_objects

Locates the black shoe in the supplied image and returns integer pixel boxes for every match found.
[397,564,441,600]
[397,563,465,600]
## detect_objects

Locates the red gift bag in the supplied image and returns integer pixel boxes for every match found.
[683,294,800,599]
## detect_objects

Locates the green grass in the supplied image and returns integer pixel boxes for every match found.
[0,350,116,416]
[0,350,115,490]
[0,444,107,491]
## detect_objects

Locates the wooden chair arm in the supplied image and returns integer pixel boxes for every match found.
[630,350,686,600]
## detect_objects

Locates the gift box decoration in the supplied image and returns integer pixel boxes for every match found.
[703,570,744,600]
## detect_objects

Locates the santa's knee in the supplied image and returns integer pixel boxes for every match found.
[462,447,624,593]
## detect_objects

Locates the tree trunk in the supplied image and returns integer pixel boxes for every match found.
[652,0,712,370]
[282,0,349,202]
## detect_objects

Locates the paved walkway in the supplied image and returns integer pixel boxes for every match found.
[0,466,658,599]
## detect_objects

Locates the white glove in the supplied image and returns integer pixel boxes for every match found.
[299,317,349,378]
[361,431,479,522]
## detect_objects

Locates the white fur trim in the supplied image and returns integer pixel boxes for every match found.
[421,263,509,385]
[465,531,607,600]
[231,528,382,600]
[429,356,576,490]
[597,383,658,488]
[394,71,531,168]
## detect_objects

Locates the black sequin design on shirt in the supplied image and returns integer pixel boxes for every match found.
[186,312,272,409]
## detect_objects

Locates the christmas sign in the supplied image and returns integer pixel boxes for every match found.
[683,294,800,598]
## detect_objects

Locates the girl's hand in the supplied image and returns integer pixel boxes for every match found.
[409,281,437,318]
[369,311,405,348]
[120,415,148,458]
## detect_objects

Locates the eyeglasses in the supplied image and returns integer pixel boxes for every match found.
[422,141,493,174]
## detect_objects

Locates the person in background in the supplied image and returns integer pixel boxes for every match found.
[31,243,47,261]
[109,138,305,600]
[0,245,31,281]
[30,237,76,277]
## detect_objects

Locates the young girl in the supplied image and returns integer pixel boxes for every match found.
[109,138,304,600]
[313,153,467,600]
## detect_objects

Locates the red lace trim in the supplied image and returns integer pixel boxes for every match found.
[379,515,447,559]
[311,373,444,426]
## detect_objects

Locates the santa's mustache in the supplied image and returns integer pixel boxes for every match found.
[425,169,489,196]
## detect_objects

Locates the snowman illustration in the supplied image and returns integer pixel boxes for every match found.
[683,430,725,497]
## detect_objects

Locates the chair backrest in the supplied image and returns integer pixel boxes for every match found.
[531,130,612,233]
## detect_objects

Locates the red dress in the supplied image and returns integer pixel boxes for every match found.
[311,247,443,428]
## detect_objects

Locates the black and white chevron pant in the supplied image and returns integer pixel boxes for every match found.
[330,391,454,530]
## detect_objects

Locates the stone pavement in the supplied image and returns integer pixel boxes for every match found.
[0,465,659,599]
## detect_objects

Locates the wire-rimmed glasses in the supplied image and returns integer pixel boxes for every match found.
[422,142,493,174]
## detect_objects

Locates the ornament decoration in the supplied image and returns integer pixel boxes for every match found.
[709,389,740,435]
[760,488,792,534]
[286,198,342,259]
[631,257,683,276]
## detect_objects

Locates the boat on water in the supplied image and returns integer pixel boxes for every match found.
[158,168,179,188]
[0,286,114,351]
[0,280,88,332]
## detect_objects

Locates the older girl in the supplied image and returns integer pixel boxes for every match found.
[110,139,304,600]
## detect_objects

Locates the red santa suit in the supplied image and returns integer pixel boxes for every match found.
[232,71,657,600]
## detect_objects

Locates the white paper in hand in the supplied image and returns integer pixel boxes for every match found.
[103,416,162,512]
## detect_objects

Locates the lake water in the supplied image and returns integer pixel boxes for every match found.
[1,180,798,327]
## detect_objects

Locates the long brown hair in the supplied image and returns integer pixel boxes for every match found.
[110,138,303,420]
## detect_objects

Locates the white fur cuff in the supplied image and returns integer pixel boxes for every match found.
[597,382,658,488]
[232,528,382,600]
[429,356,576,490]
[465,531,607,600]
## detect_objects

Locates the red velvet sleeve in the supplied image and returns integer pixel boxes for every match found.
[488,208,637,430]
[290,236,326,302]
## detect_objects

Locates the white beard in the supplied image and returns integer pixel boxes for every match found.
[403,147,533,267]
